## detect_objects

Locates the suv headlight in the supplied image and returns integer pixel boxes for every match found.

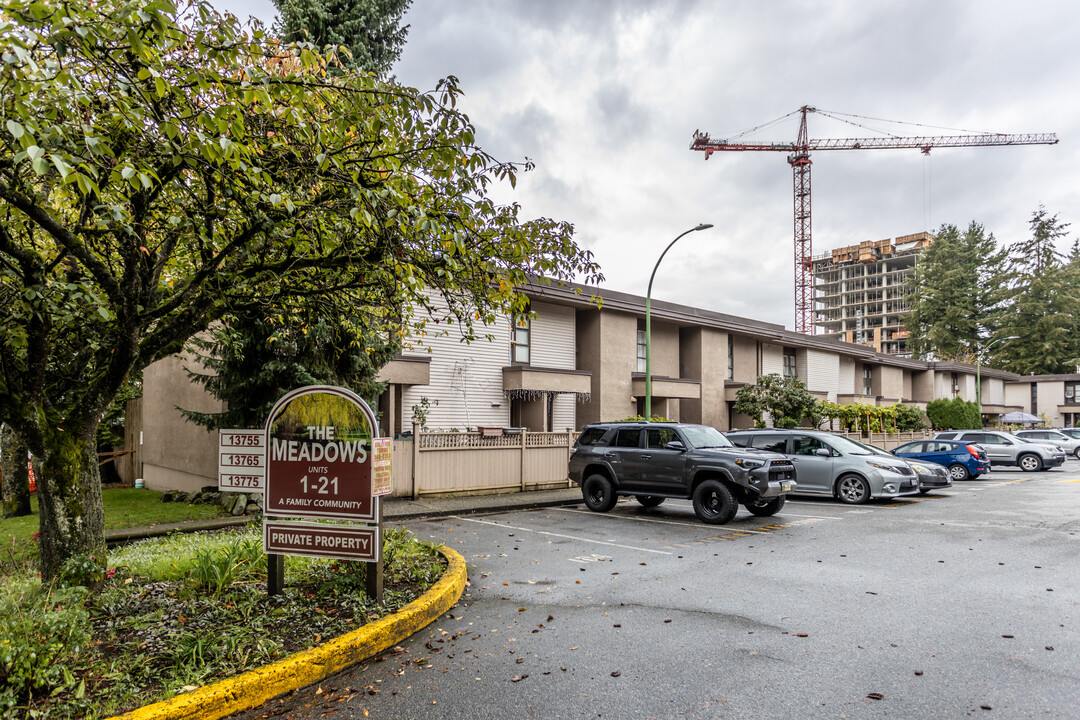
[735,458,765,469]
[866,461,904,474]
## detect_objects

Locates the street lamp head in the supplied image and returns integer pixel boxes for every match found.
[694,223,714,231]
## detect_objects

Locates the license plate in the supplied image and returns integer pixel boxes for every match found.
[781,481,793,492]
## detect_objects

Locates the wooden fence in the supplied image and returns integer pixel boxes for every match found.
[389,431,575,498]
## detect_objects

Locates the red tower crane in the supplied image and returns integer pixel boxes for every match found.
[690,106,1058,334]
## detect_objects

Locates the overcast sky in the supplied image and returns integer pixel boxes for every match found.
[215,0,1077,330]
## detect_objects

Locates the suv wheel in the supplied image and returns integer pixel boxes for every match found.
[692,480,738,525]
[635,495,665,508]
[1018,453,1042,472]
[582,474,618,512]
[836,474,871,505]
[1073,448,1080,460]
[948,463,970,481]
[746,495,785,517]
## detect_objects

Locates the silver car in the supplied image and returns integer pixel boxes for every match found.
[726,429,921,505]
[934,430,1066,471]
[1013,429,1080,459]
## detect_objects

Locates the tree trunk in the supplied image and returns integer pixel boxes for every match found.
[1,424,33,518]
[36,425,106,583]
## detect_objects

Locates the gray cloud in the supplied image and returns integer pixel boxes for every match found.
[216,0,1078,329]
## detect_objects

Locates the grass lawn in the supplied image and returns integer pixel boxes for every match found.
[1,488,231,565]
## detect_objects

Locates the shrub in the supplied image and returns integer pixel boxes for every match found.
[0,577,90,716]
[927,397,981,430]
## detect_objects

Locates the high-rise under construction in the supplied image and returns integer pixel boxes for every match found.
[812,232,933,356]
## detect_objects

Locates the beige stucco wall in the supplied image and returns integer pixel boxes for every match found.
[576,308,637,425]
[879,366,904,401]
[731,334,758,384]
[140,355,224,493]
[678,327,727,429]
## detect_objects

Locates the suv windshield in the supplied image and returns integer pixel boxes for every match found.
[680,425,733,449]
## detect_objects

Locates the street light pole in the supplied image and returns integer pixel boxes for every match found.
[645,223,714,419]
[976,336,1019,425]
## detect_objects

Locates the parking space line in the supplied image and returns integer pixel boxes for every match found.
[781,512,842,520]
[556,506,781,533]
[453,515,673,555]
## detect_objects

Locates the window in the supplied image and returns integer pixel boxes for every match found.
[727,335,734,380]
[575,427,609,446]
[793,434,830,456]
[1031,382,1038,413]
[863,367,873,396]
[646,428,679,450]
[783,347,797,378]
[636,330,648,373]
[511,315,530,364]
[614,428,641,448]
[1065,382,1079,405]
[749,435,787,453]
[951,372,959,395]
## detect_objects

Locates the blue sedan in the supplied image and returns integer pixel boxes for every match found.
[892,439,990,481]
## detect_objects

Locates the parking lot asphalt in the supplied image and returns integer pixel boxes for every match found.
[232,464,1080,720]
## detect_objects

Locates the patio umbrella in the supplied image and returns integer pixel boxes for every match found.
[1000,411,1044,424]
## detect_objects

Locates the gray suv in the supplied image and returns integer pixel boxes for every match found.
[568,422,796,525]
[1013,429,1080,459]
[934,430,1066,471]
[726,429,920,505]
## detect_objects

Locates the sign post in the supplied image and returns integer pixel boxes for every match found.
[263,385,386,603]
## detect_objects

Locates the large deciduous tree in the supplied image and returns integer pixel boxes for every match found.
[904,221,1005,360]
[184,0,411,430]
[0,0,601,580]
[992,208,1079,374]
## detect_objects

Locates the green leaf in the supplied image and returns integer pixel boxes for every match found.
[6,119,24,138]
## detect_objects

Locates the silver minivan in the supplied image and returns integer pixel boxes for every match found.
[725,429,921,504]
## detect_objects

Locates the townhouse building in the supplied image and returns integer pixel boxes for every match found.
[134,278,1076,492]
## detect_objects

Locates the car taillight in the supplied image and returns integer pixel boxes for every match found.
[965,444,981,458]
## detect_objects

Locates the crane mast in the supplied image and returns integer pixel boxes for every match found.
[691,106,1058,334]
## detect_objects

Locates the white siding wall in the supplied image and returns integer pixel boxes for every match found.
[806,349,840,401]
[530,301,578,430]
[399,296,580,432]
[838,357,856,395]
[400,294,511,432]
[761,343,783,376]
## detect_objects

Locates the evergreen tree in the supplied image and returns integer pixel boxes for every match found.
[272,0,411,75]
[992,208,1079,374]
[183,297,398,430]
[904,221,1006,360]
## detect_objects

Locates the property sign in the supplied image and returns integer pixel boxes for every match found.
[371,437,393,496]
[264,386,379,522]
[218,429,266,491]
[264,520,380,562]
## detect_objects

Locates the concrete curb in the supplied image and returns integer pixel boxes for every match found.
[106,545,466,720]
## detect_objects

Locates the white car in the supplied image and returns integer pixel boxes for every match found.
[1013,429,1080,459]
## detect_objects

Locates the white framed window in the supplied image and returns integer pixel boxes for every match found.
[511,315,530,364]
[783,347,797,378]
[863,367,873,395]
[636,330,647,373]
[727,335,734,380]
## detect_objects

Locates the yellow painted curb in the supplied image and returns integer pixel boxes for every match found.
[107,546,466,720]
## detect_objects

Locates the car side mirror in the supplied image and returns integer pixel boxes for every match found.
[815,448,831,457]
[666,440,686,451]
